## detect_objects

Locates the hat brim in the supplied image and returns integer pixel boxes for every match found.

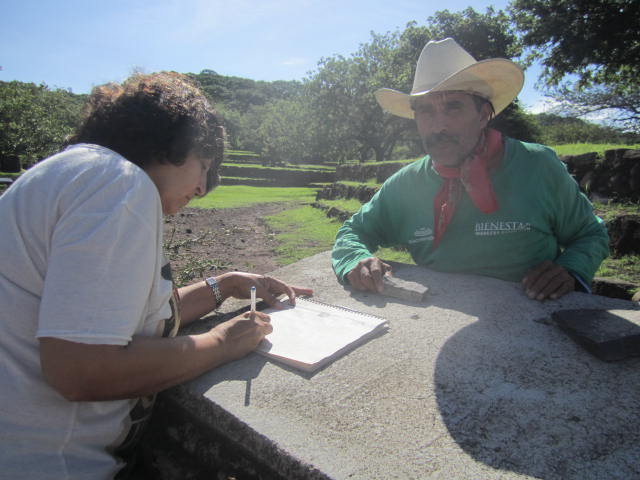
[375,58,524,119]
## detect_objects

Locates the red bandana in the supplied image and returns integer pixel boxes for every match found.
[431,128,503,249]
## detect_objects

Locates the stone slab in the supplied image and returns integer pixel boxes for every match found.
[382,274,429,302]
[551,308,640,361]
[171,251,640,480]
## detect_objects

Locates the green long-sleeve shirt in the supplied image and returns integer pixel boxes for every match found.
[332,137,609,285]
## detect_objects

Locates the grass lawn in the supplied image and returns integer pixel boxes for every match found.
[316,198,366,213]
[593,201,640,222]
[188,185,317,209]
[265,205,413,266]
[223,162,335,171]
[339,179,381,187]
[0,170,25,179]
[551,143,640,157]
[597,255,640,285]
[265,207,342,265]
[593,201,640,285]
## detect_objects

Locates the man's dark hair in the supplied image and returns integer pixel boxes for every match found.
[69,72,224,192]
[410,91,496,120]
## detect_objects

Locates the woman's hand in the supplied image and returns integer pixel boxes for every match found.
[218,272,313,309]
[209,310,273,362]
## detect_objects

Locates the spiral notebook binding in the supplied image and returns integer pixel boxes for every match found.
[297,296,387,321]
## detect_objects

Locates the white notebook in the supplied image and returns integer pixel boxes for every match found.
[255,297,388,372]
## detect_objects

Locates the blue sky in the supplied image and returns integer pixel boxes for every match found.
[1,0,548,112]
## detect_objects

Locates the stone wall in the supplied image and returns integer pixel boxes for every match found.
[334,162,420,183]
[315,183,378,203]
[221,165,334,186]
[334,149,640,203]
[136,389,296,480]
[334,163,381,182]
[607,215,640,256]
[322,148,640,207]
[561,149,640,203]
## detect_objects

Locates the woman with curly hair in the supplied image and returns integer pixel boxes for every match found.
[0,72,311,479]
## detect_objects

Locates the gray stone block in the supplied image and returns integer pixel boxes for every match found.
[551,309,640,361]
[382,275,429,302]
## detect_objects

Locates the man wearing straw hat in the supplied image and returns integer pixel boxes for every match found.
[332,38,608,301]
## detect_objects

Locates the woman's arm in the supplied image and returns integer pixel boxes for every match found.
[39,309,271,401]
[40,273,313,401]
[177,272,314,326]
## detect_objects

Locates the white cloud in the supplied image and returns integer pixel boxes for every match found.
[281,57,307,66]
[523,97,560,115]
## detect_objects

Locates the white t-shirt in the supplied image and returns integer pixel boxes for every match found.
[0,144,179,479]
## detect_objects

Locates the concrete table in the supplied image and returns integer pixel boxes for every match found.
[149,251,640,479]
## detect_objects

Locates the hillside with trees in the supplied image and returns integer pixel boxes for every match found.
[1,2,639,299]
[2,3,639,169]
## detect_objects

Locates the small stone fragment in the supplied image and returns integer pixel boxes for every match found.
[382,275,429,303]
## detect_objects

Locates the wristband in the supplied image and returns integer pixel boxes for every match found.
[205,276,223,306]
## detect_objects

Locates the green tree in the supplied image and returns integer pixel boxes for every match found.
[307,32,415,163]
[546,83,640,134]
[510,0,639,88]
[423,8,522,58]
[255,98,313,164]
[0,81,84,168]
[191,70,304,151]
[535,112,639,144]
[510,0,640,131]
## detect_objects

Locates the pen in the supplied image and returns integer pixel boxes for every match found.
[250,286,256,314]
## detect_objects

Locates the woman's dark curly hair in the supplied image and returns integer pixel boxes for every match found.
[69,72,224,192]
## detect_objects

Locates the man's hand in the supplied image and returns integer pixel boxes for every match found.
[522,260,575,301]
[347,257,392,293]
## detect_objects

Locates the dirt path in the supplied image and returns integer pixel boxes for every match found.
[163,204,292,284]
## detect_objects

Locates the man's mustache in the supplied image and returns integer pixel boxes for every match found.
[422,133,459,148]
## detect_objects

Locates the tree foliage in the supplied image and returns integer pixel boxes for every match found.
[0,81,84,168]
[422,7,522,58]
[190,70,303,112]
[252,98,314,164]
[306,32,415,163]
[535,113,640,144]
[546,83,640,134]
[510,0,640,131]
[190,70,305,154]
[4,6,638,168]
[510,0,640,89]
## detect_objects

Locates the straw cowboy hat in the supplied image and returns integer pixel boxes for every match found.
[375,38,524,119]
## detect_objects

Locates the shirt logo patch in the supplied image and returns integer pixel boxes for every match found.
[475,221,531,236]
[409,227,434,244]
